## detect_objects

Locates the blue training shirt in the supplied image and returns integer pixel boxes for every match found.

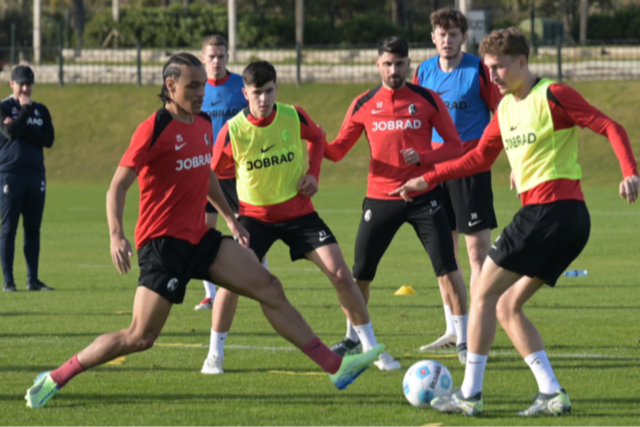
[414,53,491,143]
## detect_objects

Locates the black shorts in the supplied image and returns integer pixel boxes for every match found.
[489,199,590,287]
[205,178,239,214]
[441,170,498,234]
[137,229,229,304]
[239,212,338,261]
[353,188,458,281]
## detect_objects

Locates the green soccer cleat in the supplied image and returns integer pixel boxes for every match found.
[518,388,572,416]
[25,372,59,409]
[430,388,484,416]
[328,343,385,390]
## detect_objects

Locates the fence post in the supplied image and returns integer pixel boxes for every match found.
[296,43,301,86]
[530,4,536,55]
[66,8,71,49]
[10,23,16,65]
[58,22,64,86]
[556,35,562,83]
[137,42,142,87]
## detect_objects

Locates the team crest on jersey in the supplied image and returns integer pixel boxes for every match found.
[376,102,383,108]
[176,134,183,142]
[408,104,417,115]
[34,108,40,117]
[204,133,210,146]
[11,107,18,116]
[282,129,290,141]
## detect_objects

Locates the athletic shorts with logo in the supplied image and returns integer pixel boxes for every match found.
[441,170,498,234]
[489,199,590,286]
[205,178,239,214]
[238,211,337,261]
[137,229,229,304]
[353,187,458,281]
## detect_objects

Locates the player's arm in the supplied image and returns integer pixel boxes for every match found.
[296,106,325,198]
[106,166,137,275]
[0,102,31,140]
[391,116,504,201]
[550,84,639,203]
[211,123,235,175]
[20,104,55,148]
[413,92,463,165]
[324,97,365,162]
[207,170,249,247]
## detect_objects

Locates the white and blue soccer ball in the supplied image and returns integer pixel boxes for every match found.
[402,360,453,408]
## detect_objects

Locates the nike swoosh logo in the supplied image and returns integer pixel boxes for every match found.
[211,100,222,107]
[429,206,441,215]
[175,143,187,151]
[510,124,519,131]
[371,109,385,114]
[468,219,483,227]
[319,235,333,242]
[261,145,276,153]
[437,89,450,96]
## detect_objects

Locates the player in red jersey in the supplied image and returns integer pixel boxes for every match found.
[24,53,384,409]
[324,37,470,364]
[201,60,390,374]
[392,28,639,416]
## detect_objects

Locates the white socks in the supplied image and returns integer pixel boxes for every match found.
[208,329,228,360]
[525,350,561,394]
[452,314,468,346]
[352,322,377,352]
[461,353,488,398]
[444,305,456,336]
[345,319,359,342]
[203,281,217,299]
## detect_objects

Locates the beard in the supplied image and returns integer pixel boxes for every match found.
[385,74,406,89]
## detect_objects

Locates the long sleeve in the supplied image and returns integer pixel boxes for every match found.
[0,103,31,140]
[418,92,463,165]
[324,97,365,162]
[211,123,235,176]
[296,106,325,180]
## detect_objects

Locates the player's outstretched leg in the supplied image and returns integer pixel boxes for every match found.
[306,244,400,371]
[497,276,571,416]
[209,239,385,389]
[25,287,173,408]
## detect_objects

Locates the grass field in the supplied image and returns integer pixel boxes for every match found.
[1,183,639,425]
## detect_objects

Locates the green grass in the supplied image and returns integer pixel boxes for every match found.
[24,80,640,187]
[1,183,639,425]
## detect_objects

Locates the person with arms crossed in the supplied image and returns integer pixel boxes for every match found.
[202,61,393,375]
[196,34,265,311]
[24,53,384,409]
[325,37,470,364]
[392,28,639,416]
[413,8,502,351]
[0,65,54,292]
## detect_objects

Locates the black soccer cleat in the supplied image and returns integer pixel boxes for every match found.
[3,282,17,292]
[26,280,55,291]
[330,338,362,356]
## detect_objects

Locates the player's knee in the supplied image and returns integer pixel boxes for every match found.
[327,265,353,289]
[496,298,512,324]
[254,273,286,305]
[125,329,160,352]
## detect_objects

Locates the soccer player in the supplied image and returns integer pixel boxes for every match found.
[201,60,396,375]
[24,53,384,409]
[413,8,502,351]
[195,34,255,311]
[391,28,639,416]
[0,66,55,292]
[324,37,470,364]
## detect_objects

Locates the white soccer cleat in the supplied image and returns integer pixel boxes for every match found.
[373,351,401,371]
[194,297,213,311]
[420,334,457,351]
[457,343,467,365]
[201,355,224,375]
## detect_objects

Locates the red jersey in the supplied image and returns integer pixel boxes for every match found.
[324,83,463,200]
[423,82,638,206]
[120,108,213,248]
[212,105,325,223]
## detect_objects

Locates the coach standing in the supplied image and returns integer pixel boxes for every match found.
[0,66,54,292]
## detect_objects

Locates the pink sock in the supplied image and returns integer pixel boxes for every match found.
[302,337,342,374]
[50,354,85,388]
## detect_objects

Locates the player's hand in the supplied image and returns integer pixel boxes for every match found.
[509,170,521,199]
[298,174,318,198]
[3,117,13,125]
[227,218,250,248]
[389,176,429,202]
[619,174,639,204]
[18,93,32,106]
[401,148,421,165]
[110,235,133,275]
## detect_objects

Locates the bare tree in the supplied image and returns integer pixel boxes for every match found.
[72,0,85,56]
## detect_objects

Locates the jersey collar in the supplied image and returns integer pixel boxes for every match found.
[208,71,231,86]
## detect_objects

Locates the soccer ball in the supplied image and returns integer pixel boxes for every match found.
[402,360,453,408]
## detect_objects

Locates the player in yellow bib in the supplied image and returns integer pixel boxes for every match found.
[391,28,639,416]
[202,61,397,375]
